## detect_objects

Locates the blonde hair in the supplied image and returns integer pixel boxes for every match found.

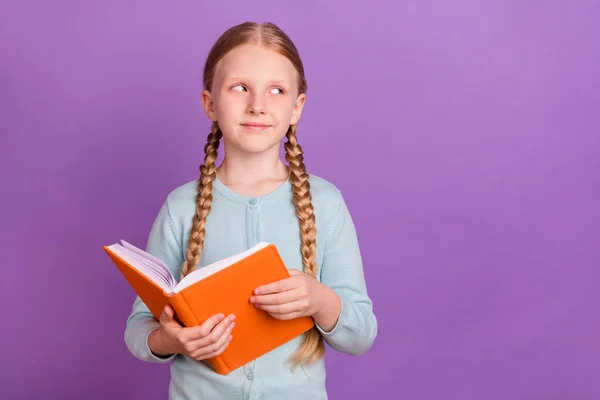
[180,22,324,367]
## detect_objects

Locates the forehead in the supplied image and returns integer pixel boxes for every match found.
[215,44,298,84]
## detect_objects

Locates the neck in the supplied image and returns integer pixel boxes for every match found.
[217,141,289,185]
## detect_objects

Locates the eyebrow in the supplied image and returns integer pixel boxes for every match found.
[224,77,291,87]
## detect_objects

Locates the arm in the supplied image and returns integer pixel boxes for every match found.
[124,200,183,363]
[314,193,378,356]
[312,285,342,332]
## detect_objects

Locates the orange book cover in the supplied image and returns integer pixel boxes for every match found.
[104,241,314,375]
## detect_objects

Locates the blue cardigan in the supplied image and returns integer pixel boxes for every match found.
[124,174,377,399]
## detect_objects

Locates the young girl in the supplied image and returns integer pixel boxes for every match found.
[124,21,377,399]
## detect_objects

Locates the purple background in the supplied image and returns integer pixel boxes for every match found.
[2,1,599,399]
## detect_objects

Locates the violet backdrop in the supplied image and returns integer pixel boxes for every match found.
[1,1,599,399]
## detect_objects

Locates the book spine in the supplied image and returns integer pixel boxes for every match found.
[207,354,230,375]
[168,294,231,375]
[168,294,199,327]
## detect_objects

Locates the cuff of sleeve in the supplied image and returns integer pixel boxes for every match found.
[145,326,177,363]
[315,295,345,337]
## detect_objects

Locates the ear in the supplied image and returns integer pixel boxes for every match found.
[201,89,217,122]
[290,93,306,125]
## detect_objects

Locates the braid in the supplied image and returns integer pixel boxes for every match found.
[284,124,326,366]
[180,122,222,281]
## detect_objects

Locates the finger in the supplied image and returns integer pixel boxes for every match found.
[196,334,233,360]
[185,313,226,340]
[255,300,305,315]
[267,311,304,320]
[254,276,298,295]
[194,314,236,346]
[193,324,234,359]
[159,305,172,321]
[250,288,299,305]
[159,305,179,326]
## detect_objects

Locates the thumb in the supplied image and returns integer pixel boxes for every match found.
[288,269,303,276]
[159,305,175,325]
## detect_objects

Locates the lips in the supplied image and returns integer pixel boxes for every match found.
[241,123,270,127]
[241,122,271,131]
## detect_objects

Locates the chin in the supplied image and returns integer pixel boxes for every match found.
[240,142,280,154]
[228,136,281,154]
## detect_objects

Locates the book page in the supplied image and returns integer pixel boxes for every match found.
[107,244,174,293]
[174,242,270,293]
[120,240,176,288]
[121,249,175,289]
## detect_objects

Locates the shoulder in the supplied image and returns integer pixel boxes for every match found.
[306,173,348,229]
[160,179,199,223]
[306,173,343,203]
[165,178,199,202]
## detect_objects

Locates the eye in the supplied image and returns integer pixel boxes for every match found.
[270,87,285,95]
[231,84,247,92]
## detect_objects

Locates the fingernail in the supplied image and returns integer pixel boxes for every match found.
[228,335,233,341]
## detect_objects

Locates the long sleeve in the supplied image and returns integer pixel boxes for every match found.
[315,192,378,356]
[124,200,184,363]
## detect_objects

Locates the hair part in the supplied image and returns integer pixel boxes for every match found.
[181,21,323,368]
[203,22,307,94]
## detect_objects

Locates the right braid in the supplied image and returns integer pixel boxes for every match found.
[284,124,326,367]
[180,121,222,281]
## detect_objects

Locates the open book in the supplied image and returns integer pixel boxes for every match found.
[104,240,314,375]
[106,241,272,294]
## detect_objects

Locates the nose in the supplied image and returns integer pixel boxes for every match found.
[247,93,266,115]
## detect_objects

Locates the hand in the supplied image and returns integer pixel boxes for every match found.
[250,269,325,320]
[155,305,236,361]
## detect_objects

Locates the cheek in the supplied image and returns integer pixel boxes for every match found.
[271,100,294,121]
[215,98,243,120]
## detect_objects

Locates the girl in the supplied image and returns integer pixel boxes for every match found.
[124,21,377,400]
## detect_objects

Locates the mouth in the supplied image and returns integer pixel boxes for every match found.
[241,123,271,131]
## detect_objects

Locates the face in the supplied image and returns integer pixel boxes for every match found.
[201,44,306,154]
